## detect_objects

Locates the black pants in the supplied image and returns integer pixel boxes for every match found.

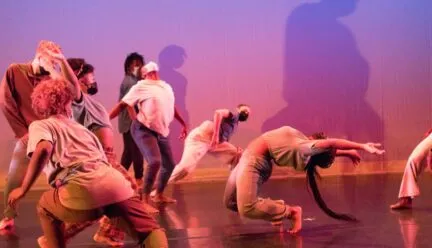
[120,131,144,179]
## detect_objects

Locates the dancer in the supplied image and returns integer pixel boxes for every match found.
[36,57,141,247]
[7,78,168,248]
[168,104,250,183]
[119,52,145,187]
[390,128,432,210]
[0,40,62,231]
[223,126,385,234]
[110,61,188,206]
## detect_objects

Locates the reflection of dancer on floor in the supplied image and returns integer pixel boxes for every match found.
[7,78,168,248]
[37,55,143,247]
[223,126,385,234]
[390,129,432,210]
[169,104,250,182]
[110,61,188,208]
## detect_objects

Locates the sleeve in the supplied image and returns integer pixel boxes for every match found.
[121,83,151,106]
[298,139,330,157]
[118,77,134,100]
[0,65,29,138]
[27,121,54,157]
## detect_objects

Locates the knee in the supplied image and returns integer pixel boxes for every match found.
[224,199,238,212]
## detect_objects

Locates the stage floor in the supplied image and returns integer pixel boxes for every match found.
[0,173,431,247]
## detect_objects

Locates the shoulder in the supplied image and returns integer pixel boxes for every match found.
[4,63,27,76]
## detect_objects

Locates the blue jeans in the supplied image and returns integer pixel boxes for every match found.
[130,120,175,194]
[3,135,29,218]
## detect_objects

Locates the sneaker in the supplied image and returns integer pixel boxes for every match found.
[93,233,124,247]
[0,218,14,230]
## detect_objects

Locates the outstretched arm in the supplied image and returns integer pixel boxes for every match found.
[8,140,52,208]
[315,139,385,155]
[174,106,188,140]
[109,102,128,120]
[210,109,230,146]
[336,149,361,165]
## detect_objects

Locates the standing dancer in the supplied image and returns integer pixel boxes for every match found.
[223,126,385,234]
[0,40,62,231]
[390,128,432,210]
[7,78,168,248]
[168,104,250,182]
[36,56,140,247]
[119,53,145,187]
[110,61,188,207]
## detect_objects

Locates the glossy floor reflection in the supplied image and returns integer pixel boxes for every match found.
[1,173,432,247]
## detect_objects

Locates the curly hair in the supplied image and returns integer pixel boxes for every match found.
[31,79,74,118]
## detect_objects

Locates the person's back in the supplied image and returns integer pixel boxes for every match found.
[29,116,134,210]
[132,79,175,137]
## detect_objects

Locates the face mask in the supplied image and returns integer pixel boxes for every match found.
[238,110,249,122]
[87,82,98,95]
[132,67,140,77]
[38,66,51,76]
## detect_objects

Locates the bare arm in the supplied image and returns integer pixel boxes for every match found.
[8,141,52,208]
[44,49,82,101]
[174,106,188,139]
[127,105,137,120]
[58,58,82,101]
[315,138,384,155]
[109,101,128,120]
[210,109,230,145]
[174,106,187,127]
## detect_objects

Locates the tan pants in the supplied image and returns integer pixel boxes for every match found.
[398,134,432,198]
[37,189,167,248]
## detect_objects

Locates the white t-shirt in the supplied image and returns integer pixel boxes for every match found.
[122,79,175,137]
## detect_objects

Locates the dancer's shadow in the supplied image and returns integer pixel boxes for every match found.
[159,45,189,162]
[262,0,383,147]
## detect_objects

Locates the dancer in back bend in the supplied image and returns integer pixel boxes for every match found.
[390,128,432,210]
[168,104,250,183]
[223,126,385,234]
[7,78,168,248]
[110,61,188,207]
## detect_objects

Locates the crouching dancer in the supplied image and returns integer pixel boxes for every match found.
[7,78,168,248]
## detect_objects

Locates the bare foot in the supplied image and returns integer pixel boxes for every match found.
[390,197,413,210]
[288,206,302,235]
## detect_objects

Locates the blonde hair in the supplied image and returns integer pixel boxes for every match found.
[31,79,74,118]
[36,40,61,56]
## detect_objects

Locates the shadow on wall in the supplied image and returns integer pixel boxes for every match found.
[159,45,189,162]
[262,0,383,146]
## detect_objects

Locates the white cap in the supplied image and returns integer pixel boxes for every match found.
[142,61,159,75]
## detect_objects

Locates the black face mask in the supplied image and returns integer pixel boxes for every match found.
[87,82,98,95]
[238,110,249,122]
[38,66,51,76]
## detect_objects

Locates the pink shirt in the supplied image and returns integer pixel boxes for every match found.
[122,79,175,137]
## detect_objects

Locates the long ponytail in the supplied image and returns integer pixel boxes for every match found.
[305,154,358,222]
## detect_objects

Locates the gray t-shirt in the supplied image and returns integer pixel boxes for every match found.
[27,117,134,210]
[262,126,327,171]
[72,93,112,132]
[118,75,139,133]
